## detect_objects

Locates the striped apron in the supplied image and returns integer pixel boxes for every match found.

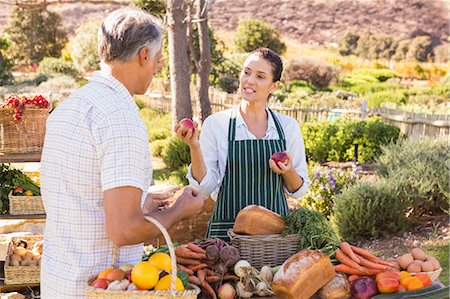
[206,106,290,240]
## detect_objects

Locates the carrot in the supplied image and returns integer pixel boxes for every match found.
[175,246,205,260]
[176,256,201,266]
[355,253,390,271]
[177,264,194,275]
[186,242,206,254]
[223,274,239,280]
[202,280,217,299]
[335,248,364,272]
[188,275,201,285]
[189,263,208,272]
[205,268,217,277]
[375,259,398,268]
[350,245,381,263]
[334,264,368,276]
[348,274,361,282]
[340,242,361,264]
[206,275,221,283]
[361,266,384,275]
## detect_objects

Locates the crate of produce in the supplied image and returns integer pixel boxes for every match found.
[85,216,201,299]
[0,95,51,154]
[9,190,44,215]
[4,235,43,285]
[228,229,300,269]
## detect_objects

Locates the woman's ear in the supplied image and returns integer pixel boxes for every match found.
[269,81,280,94]
[139,47,150,65]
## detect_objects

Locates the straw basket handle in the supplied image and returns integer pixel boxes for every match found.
[111,216,178,293]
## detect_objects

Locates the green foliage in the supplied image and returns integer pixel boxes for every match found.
[0,36,13,85]
[283,207,340,256]
[39,57,79,78]
[365,90,406,108]
[150,139,169,157]
[299,166,359,217]
[392,39,411,61]
[356,31,397,60]
[132,0,166,18]
[331,179,409,242]
[162,137,191,169]
[4,4,67,65]
[284,57,339,89]
[338,29,359,56]
[375,138,450,216]
[138,108,172,141]
[216,53,248,93]
[302,116,400,162]
[69,18,102,72]
[233,18,286,54]
[350,68,396,82]
[406,36,434,62]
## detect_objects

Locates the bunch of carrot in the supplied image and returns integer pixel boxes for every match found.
[175,242,238,299]
[334,241,399,282]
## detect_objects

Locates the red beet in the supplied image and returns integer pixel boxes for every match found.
[271,152,288,164]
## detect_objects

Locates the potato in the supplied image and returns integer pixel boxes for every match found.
[21,259,31,266]
[421,261,434,272]
[406,261,421,273]
[397,254,414,270]
[425,256,441,270]
[29,259,39,267]
[22,251,33,261]
[411,248,426,261]
[9,260,20,266]
[10,254,22,262]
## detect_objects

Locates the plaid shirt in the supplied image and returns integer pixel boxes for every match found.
[40,71,152,299]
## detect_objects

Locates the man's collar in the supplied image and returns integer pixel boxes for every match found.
[89,71,139,112]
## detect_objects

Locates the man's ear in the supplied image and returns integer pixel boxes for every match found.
[139,47,150,65]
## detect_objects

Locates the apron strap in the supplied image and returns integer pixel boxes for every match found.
[268,108,286,142]
[229,106,238,142]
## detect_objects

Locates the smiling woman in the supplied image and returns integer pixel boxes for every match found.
[174,48,311,241]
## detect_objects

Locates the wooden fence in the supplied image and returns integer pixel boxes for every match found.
[138,86,449,139]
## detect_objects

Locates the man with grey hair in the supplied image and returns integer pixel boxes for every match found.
[40,8,204,298]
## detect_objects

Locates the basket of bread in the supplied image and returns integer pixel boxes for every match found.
[228,205,299,269]
[4,235,43,284]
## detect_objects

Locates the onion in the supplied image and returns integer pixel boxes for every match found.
[234,260,251,278]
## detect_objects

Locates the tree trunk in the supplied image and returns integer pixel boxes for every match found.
[167,0,192,129]
[196,0,212,122]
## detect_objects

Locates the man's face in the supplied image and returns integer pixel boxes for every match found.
[138,48,162,94]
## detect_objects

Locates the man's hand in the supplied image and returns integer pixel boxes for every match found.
[144,185,181,212]
[172,186,205,221]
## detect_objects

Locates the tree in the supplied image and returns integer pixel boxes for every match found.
[0,36,13,85]
[406,36,434,62]
[233,18,286,54]
[4,3,67,66]
[132,0,166,18]
[69,18,103,72]
[338,29,360,56]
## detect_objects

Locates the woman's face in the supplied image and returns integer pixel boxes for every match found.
[239,54,279,103]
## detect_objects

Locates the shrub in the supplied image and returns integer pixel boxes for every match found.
[406,36,434,62]
[375,138,450,216]
[139,108,172,141]
[69,18,102,72]
[331,179,409,242]
[150,139,169,157]
[0,36,13,85]
[338,29,360,56]
[216,53,248,93]
[284,57,339,89]
[434,44,450,63]
[351,69,396,82]
[302,116,400,162]
[39,57,79,78]
[299,166,359,217]
[355,31,397,60]
[365,90,406,108]
[162,137,191,169]
[392,39,411,61]
[233,18,286,54]
[4,5,67,65]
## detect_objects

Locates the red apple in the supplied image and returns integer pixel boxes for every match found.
[180,118,195,131]
[92,278,108,289]
[271,152,288,164]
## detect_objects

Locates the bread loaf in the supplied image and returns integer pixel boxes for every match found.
[272,249,335,299]
[318,273,351,299]
[233,205,285,235]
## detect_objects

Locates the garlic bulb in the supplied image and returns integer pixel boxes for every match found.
[260,265,273,283]
[256,281,273,296]
[236,281,254,298]
[234,260,251,278]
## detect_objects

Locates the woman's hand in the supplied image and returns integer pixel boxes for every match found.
[174,120,200,147]
[269,151,293,174]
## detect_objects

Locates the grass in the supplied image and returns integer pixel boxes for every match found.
[423,242,449,286]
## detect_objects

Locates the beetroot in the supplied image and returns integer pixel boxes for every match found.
[350,277,378,299]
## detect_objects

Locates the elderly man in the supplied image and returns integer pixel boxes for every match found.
[40,8,204,298]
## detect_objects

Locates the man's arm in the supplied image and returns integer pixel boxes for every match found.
[104,186,203,246]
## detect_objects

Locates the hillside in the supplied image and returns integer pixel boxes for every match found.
[0,0,448,45]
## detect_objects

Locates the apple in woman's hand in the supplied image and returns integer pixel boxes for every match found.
[271,152,288,164]
[180,118,195,131]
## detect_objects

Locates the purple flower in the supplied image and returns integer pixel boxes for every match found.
[325,183,330,189]
[314,172,321,179]
[330,179,336,189]
[327,172,334,180]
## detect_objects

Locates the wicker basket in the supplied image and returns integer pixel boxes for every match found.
[228,229,300,269]
[85,216,201,299]
[410,267,443,281]
[0,107,50,154]
[4,235,43,285]
[9,191,45,215]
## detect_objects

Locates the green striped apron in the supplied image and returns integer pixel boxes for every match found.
[206,106,290,240]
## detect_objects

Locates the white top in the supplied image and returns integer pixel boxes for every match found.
[187,105,310,201]
[40,71,152,299]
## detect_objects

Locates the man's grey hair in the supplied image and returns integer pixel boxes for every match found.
[98,8,163,63]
